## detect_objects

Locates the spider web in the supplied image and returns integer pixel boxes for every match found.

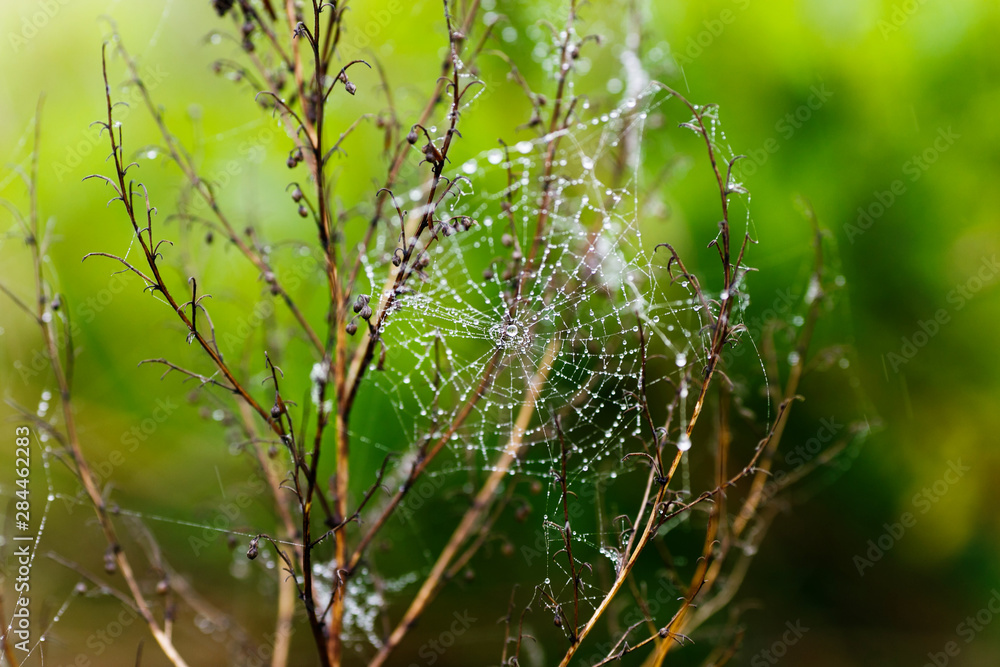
[362,90,717,474]
[350,87,752,627]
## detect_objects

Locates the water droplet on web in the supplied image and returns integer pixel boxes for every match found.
[581,156,594,170]
[677,433,692,452]
[787,351,800,366]
[515,141,532,154]
[487,149,503,165]
[462,159,477,175]
[675,352,687,367]
[506,324,518,337]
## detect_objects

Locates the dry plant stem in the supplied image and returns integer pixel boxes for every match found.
[110,37,324,356]
[646,218,828,666]
[342,0,483,297]
[12,103,190,667]
[368,338,562,667]
[557,81,751,667]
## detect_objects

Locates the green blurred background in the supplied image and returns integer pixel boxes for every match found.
[1,0,999,665]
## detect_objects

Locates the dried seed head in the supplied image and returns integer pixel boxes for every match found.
[501,541,515,557]
[553,615,562,628]
[227,535,238,550]
[74,581,88,595]
[268,445,278,458]
[205,231,214,244]
[344,81,357,95]
[501,233,514,247]
[156,577,169,595]
[353,295,370,313]
[483,268,494,281]
[298,204,309,218]
[241,21,254,36]
[515,504,530,522]
[359,305,373,320]
[291,187,303,202]
[247,536,260,560]
[270,404,282,419]
[286,155,297,169]
[346,321,358,335]
[406,128,419,145]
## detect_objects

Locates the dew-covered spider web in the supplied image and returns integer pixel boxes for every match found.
[349,86,756,628]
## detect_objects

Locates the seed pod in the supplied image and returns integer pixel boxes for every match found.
[406,128,419,145]
[359,305,373,320]
[298,204,309,218]
[156,577,169,595]
[74,582,88,595]
[291,188,303,202]
[247,537,260,560]
[286,156,297,169]
[553,615,562,628]
[483,269,494,281]
[344,81,357,95]
[501,541,515,557]
[501,233,514,247]
[271,404,282,419]
[353,295,369,313]
[346,321,358,335]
